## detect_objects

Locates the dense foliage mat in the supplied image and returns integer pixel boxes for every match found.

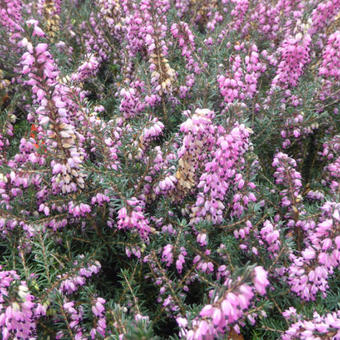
[0,0,339,339]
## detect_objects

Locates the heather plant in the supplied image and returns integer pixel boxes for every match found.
[0,0,339,339]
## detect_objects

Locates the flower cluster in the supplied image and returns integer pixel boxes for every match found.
[272,32,311,89]
[21,40,86,194]
[191,123,252,224]
[285,201,340,301]
[310,0,340,35]
[119,83,146,119]
[272,152,303,222]
[178,266,269,339]
[139,118,164,148]
[259,220,281,256]
[71,54,100,83]
[117,198,151,239]
[57,300,85,339]
[0,268,46,340]
[58,258,101,295]
[90,297,106,339]
[282,308,340,339]
[171,21,200,73]
[218,44,266,105]
[319,31,340,81]
[175,108,216,197]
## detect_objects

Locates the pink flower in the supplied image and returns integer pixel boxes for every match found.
[253,266,269,295]
[200,304,213,317]
[33,25,45,37]
[302,248,316,260]
[35,43,48,55]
